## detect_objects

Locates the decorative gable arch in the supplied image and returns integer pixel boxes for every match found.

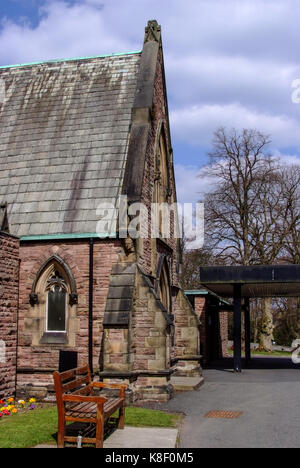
[30,254,77,303]
[155,254,172,316]
[153,120,172,201]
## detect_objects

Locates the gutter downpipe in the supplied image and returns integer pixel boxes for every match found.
[89,238,94,376]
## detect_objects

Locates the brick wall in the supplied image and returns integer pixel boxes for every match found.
[0,232,19,399]
[139,48,179,285]
[194,295,228,364]
[16,239,122,398]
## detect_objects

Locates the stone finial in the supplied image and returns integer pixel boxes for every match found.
[144,20,161,44]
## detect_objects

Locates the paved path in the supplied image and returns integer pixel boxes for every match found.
[104,427,178,448]
[162,357,300,448]
[35,427,178,449]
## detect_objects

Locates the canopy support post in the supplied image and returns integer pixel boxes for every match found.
[244,297,251,366]
[233,284,242,373]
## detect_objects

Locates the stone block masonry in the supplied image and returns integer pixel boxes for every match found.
[194,295,229,364]
[0,232,19,399]
[16,239,122,398]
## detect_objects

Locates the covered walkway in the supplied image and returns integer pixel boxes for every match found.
[199,265,300,372]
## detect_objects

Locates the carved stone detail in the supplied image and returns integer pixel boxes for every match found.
[69,293,78,306]
[29,293,39,306]
[144,20,161,44]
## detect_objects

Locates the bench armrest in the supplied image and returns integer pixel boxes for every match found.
[63,394,108,404]
[91,382,128,398]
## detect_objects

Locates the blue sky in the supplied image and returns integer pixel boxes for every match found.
[1,0,300,203]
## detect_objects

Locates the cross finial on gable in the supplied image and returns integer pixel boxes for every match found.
[144,20,161,44]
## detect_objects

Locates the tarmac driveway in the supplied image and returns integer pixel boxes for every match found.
[163,357,300,448]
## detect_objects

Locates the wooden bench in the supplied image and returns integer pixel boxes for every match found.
[53,364,127,448]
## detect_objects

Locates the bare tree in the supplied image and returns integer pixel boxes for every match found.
[203,127,300,351]
[180,229,216,290]
[204,127,275,266]
[280,166,300,264]
[273,298,300,346]
[278,166,300,342]
[246,167,300,350]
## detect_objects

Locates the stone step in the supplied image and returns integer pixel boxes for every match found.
[170,376,204,392]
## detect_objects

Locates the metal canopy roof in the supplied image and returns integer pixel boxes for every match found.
[199,265,300,298]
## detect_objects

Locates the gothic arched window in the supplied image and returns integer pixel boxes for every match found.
[156,257,172,315]
[152,123,172,238]
[29,255,78,346]
[158,261,171,314]
[46,271,67,332]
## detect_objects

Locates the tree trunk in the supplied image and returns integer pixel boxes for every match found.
[296,297,300,337]
[259,297,273,351]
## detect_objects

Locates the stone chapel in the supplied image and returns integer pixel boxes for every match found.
[0,20,201,402]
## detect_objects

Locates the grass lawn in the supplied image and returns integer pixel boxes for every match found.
[0,405,181,449]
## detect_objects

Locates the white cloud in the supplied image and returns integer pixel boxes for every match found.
[175,164,219,204]
[166,53,300,112]
[171,103,300,151]
[0,2,137,65]
[272,150,300,166]
[175,151,300,206]
[1,0,300,174]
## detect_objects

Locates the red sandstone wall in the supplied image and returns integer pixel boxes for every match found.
[194,296,207,363]
[17,239,122,393]
[0,233,19,399]
[139,48,179,286]
[194,296,229,364]
[135,48,185,374]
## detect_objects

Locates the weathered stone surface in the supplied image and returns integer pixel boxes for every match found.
[0,22,202,405]
[0,53,141,237]
[0,232,19,398]
[16,239,122,392]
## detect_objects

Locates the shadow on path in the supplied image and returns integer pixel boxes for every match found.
[204,355,300,371]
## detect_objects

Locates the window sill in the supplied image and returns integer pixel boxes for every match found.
[40,332,68,345]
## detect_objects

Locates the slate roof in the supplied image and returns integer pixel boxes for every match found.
[0,52,141,238]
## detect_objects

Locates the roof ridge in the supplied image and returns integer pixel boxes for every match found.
[0,50,142,70]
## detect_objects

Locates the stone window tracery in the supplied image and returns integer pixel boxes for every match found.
[28,255,79,346]
[46,271,67,333]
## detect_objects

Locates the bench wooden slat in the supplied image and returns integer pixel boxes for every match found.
[59,365,89,382]
[67,401,95,414]
[62,374,90,393]
[66,402,97,420]
[66,398,123,418]
[104,398,123,418]
[104,398,123,412]
[53,364,127,448]
[70,385,91,396]
[65,416,97,424]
